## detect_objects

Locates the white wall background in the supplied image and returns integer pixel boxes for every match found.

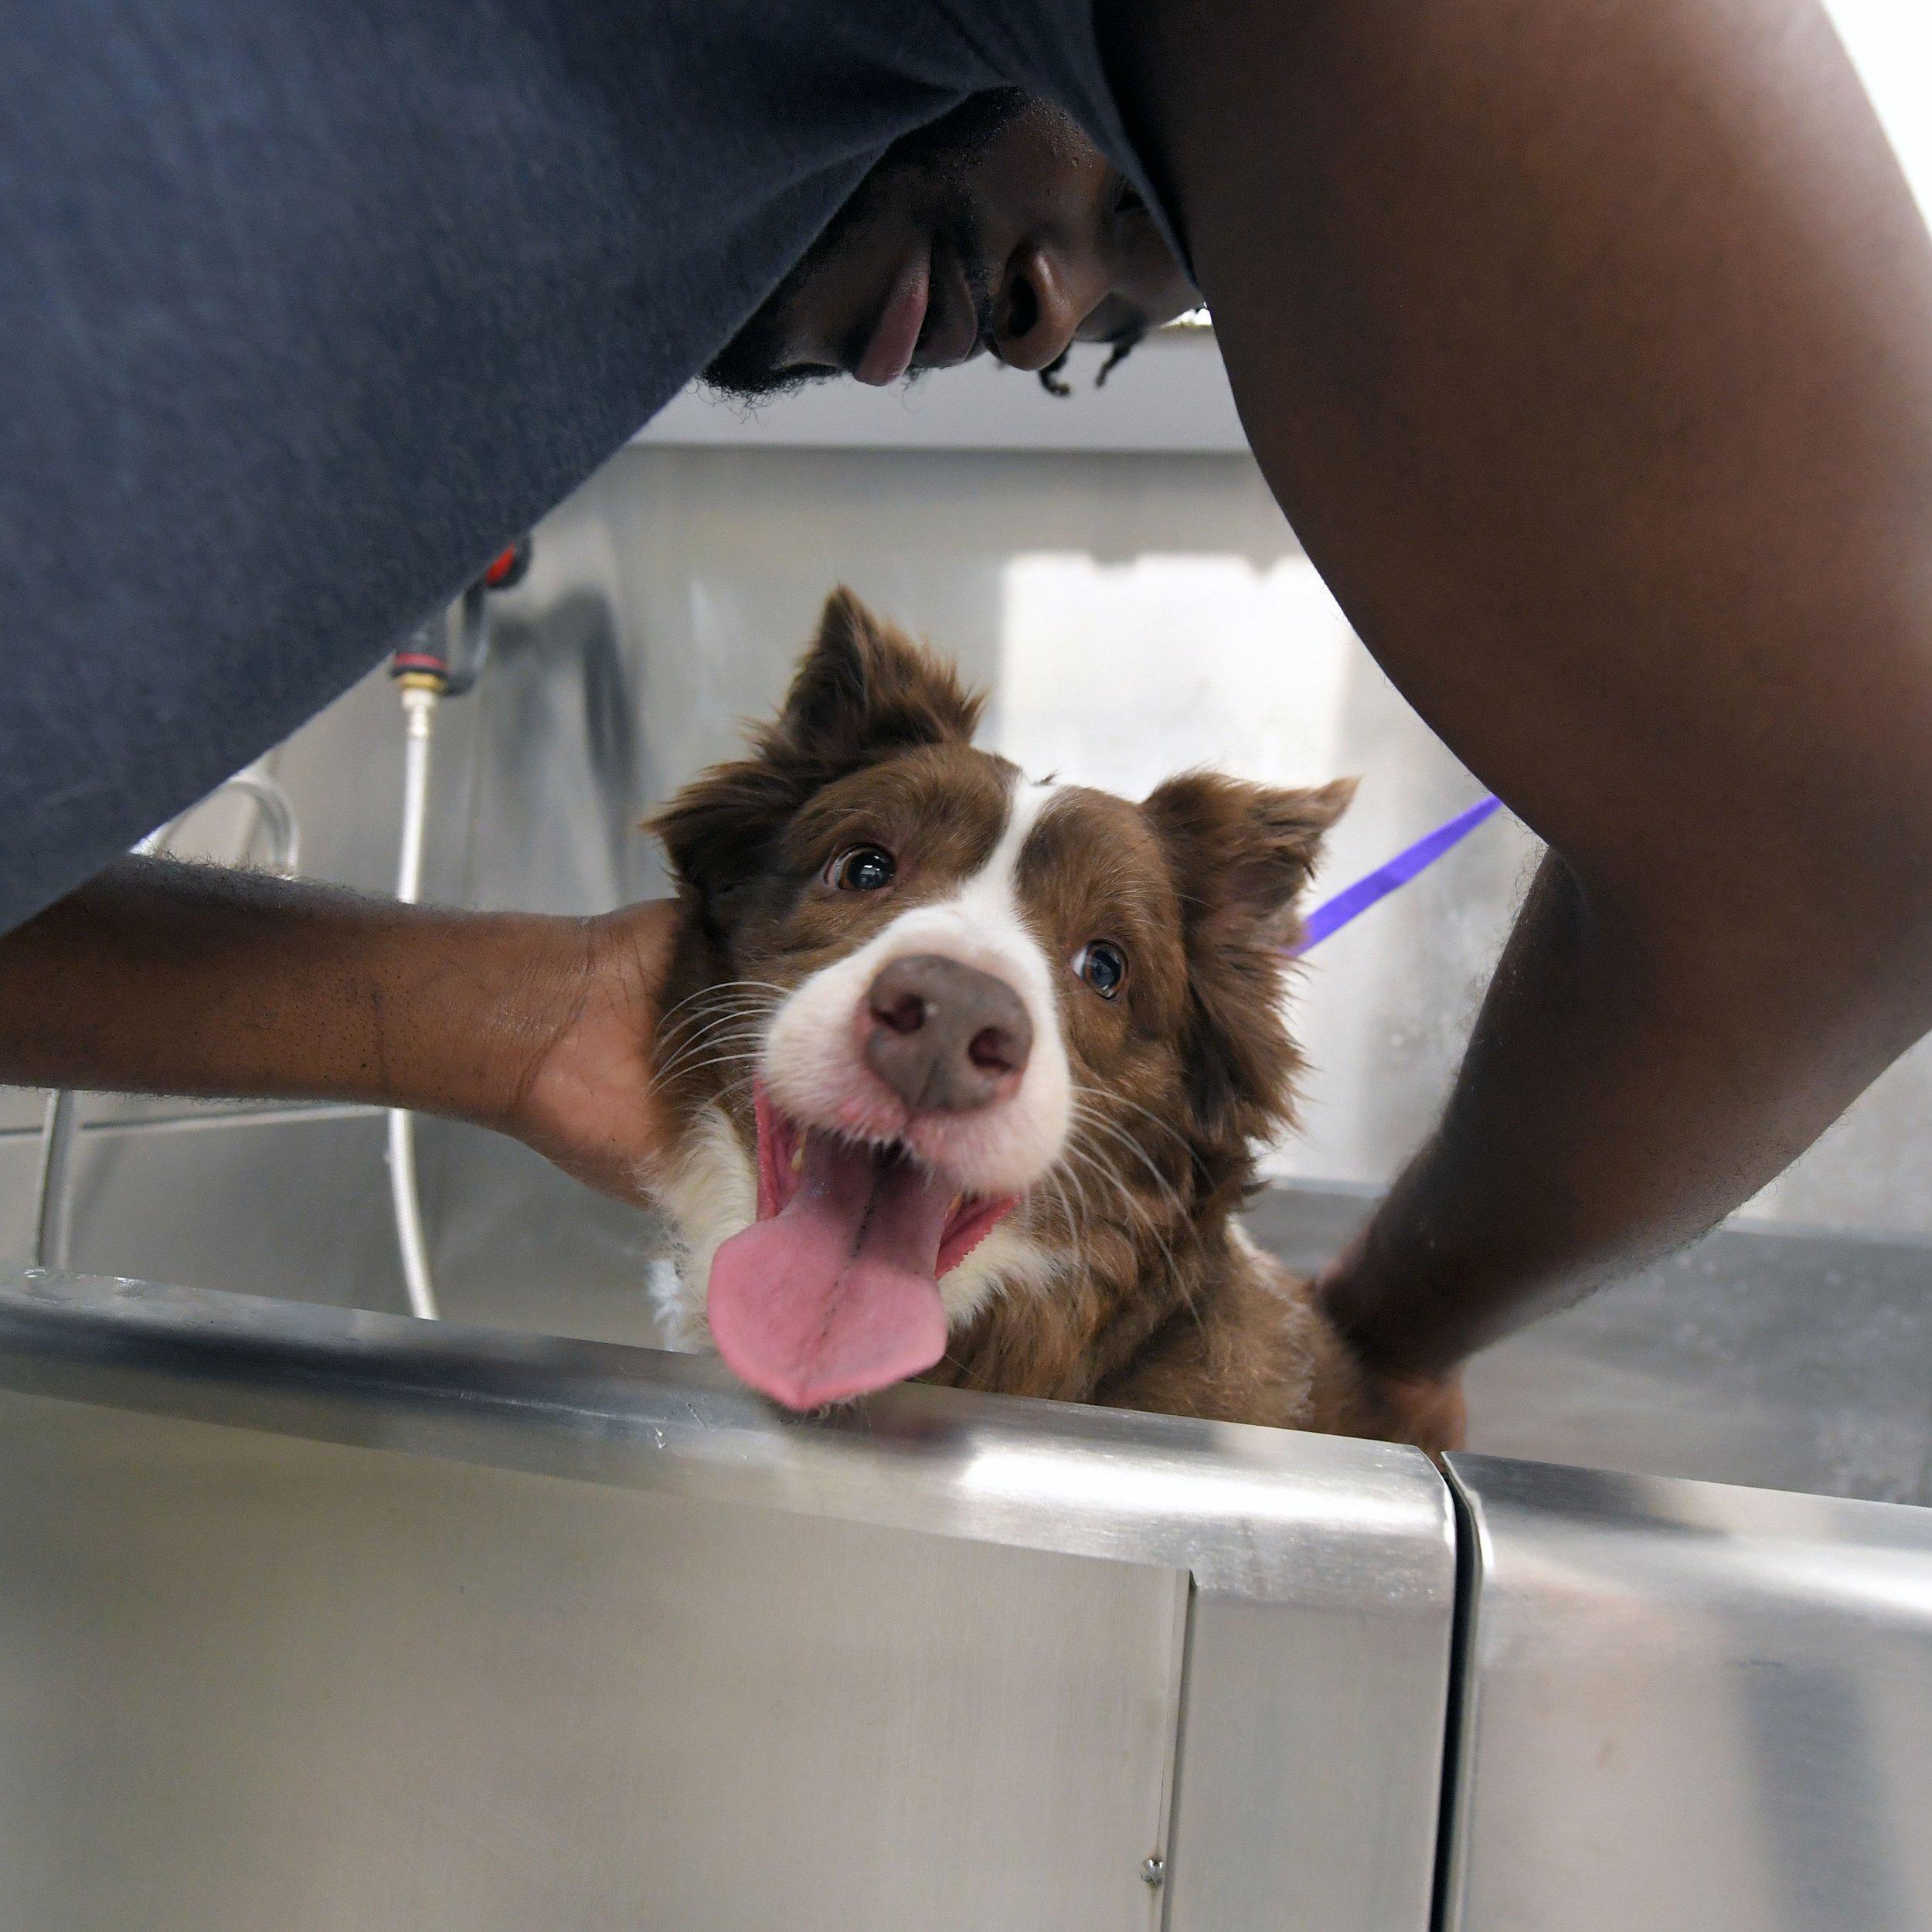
[1831,3,1932,213]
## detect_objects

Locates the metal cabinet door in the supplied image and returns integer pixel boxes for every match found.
[0,1273,1457,1932]
[1443,1454,1932,1932]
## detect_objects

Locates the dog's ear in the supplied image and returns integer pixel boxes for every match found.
[1146,773,1354,951]
[1142,772,1355,1146]
[651,590,984,908]
[770,588,984,770]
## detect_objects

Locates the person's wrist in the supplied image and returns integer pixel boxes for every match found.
[354,903,597,1133]
[459,910,607,1137]
[485,898,681,1195]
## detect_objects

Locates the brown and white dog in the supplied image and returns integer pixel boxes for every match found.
[644,590,1383,1437]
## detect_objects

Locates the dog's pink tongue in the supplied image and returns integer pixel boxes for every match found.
[707,1131,954,1410]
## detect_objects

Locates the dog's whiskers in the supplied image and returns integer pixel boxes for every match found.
[1070,1081,1213,1190]
[655,999,777,1056]
[654,982,782,1036]
[1069,1081,1193,1155]
[655,977,786,1022]
[653,1012,765,1074]
[1055,1121,1202,1334]
[1073,1102,1189,1207]
[652,1000,776,1086]
[655,1050,767,1087]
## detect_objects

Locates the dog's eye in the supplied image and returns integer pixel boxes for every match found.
[1073,940,1127,999]
[828,845,896,892]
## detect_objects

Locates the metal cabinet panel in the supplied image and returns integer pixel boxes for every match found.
[0,1389,1184,1932]
[0,1272,1458,1932]
[1443,1453,1932,1932]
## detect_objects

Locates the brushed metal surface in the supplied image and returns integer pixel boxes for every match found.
[0,1270,1457,1932]
[1442,1453,1932,1932]
[0,1387,1185,1932]
[1252,1187,1932,1507]
[6,1106,1932,1505]
[7,1104,1931,1508]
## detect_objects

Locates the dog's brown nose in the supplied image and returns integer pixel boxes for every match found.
[863,953,1033,1114]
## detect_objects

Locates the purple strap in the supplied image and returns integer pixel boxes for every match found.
[1292,794,1503,956]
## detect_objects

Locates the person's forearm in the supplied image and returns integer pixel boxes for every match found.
[1323,851,1932,1376]
[0,857,589,1126]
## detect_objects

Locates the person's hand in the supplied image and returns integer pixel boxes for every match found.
[498,897,682,1206]
[1349,1361,1468,1458]
[1317,1240,1469,1457]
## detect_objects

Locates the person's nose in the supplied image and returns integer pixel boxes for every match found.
[991,243,1104,374]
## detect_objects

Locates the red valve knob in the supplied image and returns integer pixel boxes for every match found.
[483,540,530,590]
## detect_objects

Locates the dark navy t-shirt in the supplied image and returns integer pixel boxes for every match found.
[1,1,1158,933]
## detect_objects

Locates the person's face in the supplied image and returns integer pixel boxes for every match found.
[706,94,1198,399]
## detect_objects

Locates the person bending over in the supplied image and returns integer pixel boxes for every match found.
[7,4,1932,1447]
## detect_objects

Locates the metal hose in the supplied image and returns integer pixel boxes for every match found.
[387,682,441,1321]
[218,773,302,877]
[29,1090,77,1272]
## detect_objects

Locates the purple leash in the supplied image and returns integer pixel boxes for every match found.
[1292,794,1503,957]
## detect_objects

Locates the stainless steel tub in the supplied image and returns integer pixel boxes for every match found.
[4,1258,1929,1932]
[2,1145,1929,1931]
[0,1269,1455,1932]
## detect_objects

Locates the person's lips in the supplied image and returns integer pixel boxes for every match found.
[913,244,981,369]
[855,249,931,386]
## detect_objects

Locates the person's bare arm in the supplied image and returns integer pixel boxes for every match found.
[1112,0,1932,1395]
[0,859,679,1203]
